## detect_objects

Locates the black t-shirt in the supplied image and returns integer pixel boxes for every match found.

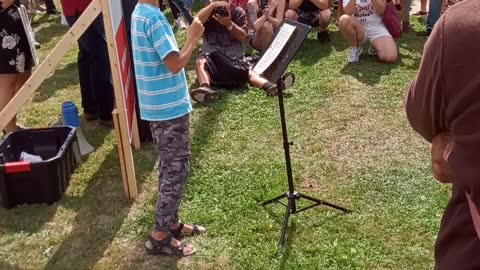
[201,5,247,59]
[298,0,320,12]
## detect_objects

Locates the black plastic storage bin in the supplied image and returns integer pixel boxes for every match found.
[0,127,79,209]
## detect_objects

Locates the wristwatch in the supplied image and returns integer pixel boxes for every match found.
[227,24,234,31]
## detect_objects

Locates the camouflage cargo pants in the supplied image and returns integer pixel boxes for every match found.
[150,114,190,232]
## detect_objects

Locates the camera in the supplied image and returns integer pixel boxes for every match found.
[214,7,229,17]
[260,0,268,10]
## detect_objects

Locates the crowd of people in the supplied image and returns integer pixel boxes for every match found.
[129,0,478,265]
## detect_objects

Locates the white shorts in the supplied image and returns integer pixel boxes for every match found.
[362,24,391,43]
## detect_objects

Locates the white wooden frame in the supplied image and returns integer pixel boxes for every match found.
[0,0,139,199]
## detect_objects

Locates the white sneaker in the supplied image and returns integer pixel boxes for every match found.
[348,47,363,63]
[368,46,378,56]
[175,18,187,29]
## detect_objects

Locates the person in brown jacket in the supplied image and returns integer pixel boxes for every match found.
[405,0,480,269]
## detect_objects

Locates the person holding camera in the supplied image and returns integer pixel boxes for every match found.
[337,0,397,63]
[190,0,295,103]
[284,0,332,43]
[131,0,206,257]
[246,0,286,52]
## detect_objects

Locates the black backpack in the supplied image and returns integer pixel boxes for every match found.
[204,51,250,89]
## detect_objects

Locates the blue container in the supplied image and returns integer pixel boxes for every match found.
[62,101,80,128]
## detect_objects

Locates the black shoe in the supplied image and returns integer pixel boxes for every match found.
[98,119,113,129]
[47,9,59,15]
[190,86,221,103]
[84,113,98,121]
[317,30,332,44]
[402,21,410,33]
[416,29,432,37]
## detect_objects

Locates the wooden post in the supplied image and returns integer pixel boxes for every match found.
[0,0,102,129]
[112,109,131,198]
[101,0,138,198]
[131,111,141,150]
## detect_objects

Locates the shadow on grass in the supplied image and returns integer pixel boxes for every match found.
[340,58,397,86]
[42,145,154,270]
[33,62,79,103]
[279,221,296,270]
[189,91,233,162]
[38,126,157,269]
[33,14,68,44]
[295,36,334,67]
[0,203,58,233]
[0,261,25,270]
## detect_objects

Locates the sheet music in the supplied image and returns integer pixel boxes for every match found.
[253,23,296,75]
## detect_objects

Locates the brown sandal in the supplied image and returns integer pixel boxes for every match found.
[190,86,221,103]
[171,223,206,239]
[413,10,428,16]
[144,234,196,257]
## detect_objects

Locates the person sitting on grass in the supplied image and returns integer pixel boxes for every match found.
[246,0,287,52]
[284,0,332,44]
[131,0,206,257]
[338,0,397,63]
[190,0,295,103]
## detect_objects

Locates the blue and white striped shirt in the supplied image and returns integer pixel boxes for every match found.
[131,3,191,121]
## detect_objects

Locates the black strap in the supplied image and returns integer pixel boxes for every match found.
[171,223,184,239]
[149,234,172,248]
[0,0,4,12]
[192,225,201,235]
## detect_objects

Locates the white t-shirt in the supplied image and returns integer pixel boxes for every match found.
[343,0,383,28]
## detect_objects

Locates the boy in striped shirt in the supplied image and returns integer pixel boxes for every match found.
[131,0,204,257]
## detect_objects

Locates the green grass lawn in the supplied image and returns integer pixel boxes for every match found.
[0,3,449,270]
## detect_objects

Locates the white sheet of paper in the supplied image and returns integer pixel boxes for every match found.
[18,5,38,66]
[253,23,296,75]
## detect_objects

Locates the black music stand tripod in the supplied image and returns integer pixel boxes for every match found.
[261,76,352,247]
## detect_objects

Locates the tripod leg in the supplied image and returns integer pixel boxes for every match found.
[279,197,293,246]
[298,193,352,213]
[261,193,287,206]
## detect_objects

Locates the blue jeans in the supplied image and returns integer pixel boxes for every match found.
[65,14,114,121]
[402,0,412,22]
[427,0,442,31]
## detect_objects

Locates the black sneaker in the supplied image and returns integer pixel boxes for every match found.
[416,29,432,37]
[98,119,113,129]
[317,30,332,44]
[84,113,98,121]
[47,9,59,15]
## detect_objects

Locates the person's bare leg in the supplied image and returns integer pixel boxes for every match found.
[195,57,211,87]
[336,0,344,24]
[371,36,398,63]
[338,14,366,47]
[0,74,19,133]
[252,22,274,52]
[421,0,428,12]
[248,70,269,89]
[284,9,298,21]
[400,0,406,21]
[318,9,331,31]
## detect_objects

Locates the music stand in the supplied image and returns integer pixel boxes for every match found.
[254,19,352,247]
